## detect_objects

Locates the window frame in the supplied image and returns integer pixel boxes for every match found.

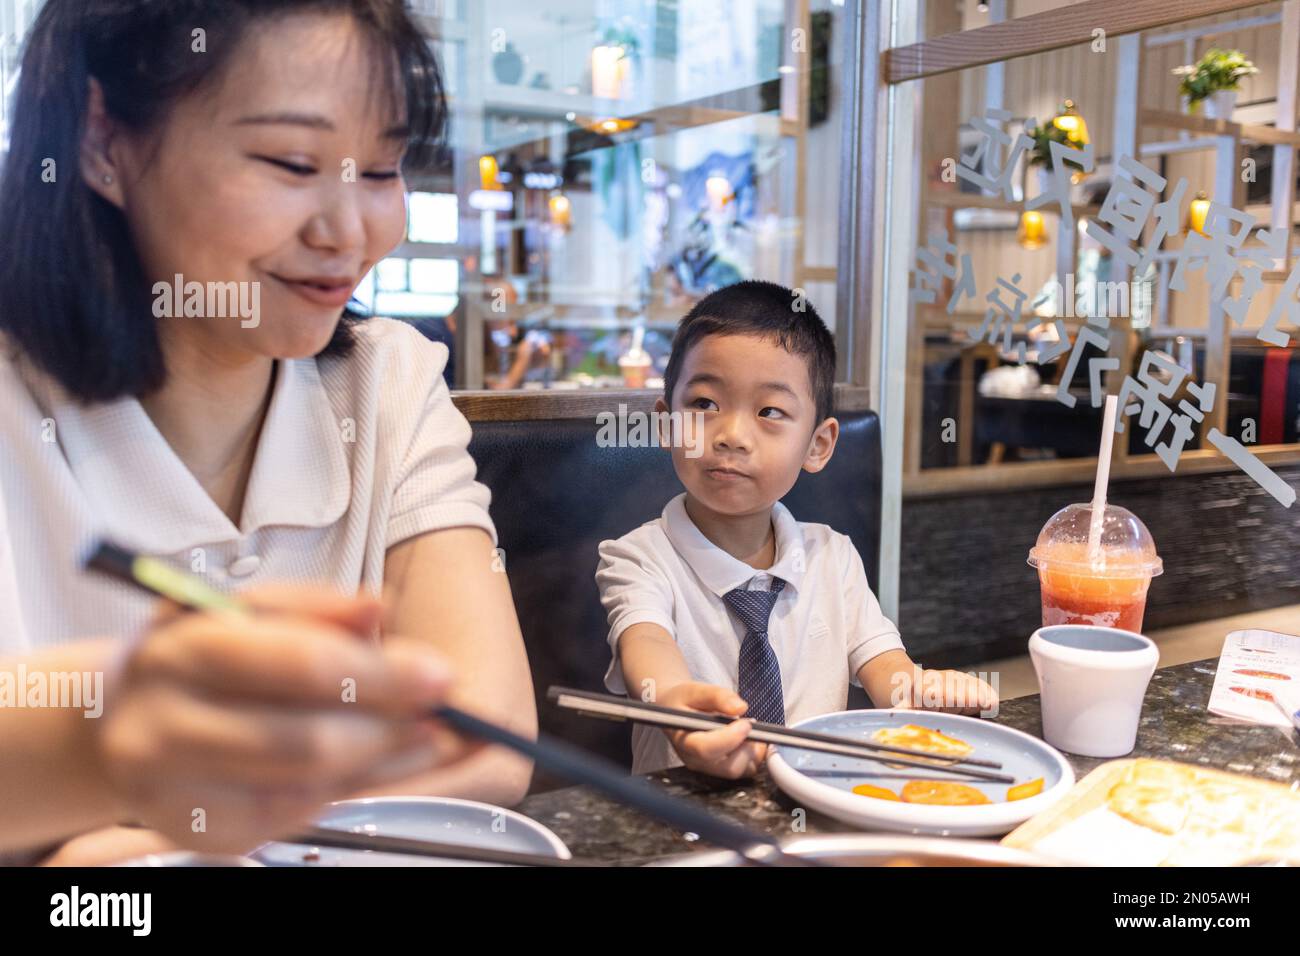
[870,0,1299,614]
[432,0,876,412]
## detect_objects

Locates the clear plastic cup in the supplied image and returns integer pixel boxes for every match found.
[1027,503,1163,634]
[618,350,652,388]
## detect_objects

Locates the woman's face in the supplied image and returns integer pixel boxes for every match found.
[89,13,410,360]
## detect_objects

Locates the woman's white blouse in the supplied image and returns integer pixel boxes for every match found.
[0,318,496,654]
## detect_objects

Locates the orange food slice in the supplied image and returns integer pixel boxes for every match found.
[900,780,990,805]
[851,783,901,801]
[1007,777,1044,801]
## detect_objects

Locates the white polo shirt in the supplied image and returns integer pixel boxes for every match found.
[596,492,904,774]
[0,317,496,654]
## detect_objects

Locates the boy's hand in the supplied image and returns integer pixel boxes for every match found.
[658,682,767,779]
[893,668,998,716]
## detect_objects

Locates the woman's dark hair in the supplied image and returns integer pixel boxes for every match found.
[663,280,837,425]
[0,0,446,403]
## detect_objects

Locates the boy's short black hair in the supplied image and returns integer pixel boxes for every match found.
[0,0,446,404]
[663,280,836,424]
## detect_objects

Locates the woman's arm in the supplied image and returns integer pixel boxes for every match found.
[365,526,537,806]
[0,640,127,853]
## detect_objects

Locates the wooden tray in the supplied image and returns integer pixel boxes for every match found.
[1001,757,1300,866]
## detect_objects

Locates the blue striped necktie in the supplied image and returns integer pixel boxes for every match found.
[723,578,786,724]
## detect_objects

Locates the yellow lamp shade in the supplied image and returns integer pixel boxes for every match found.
[1018,210,1048,250]
[1188,191,1210,236]
[479,155,501,191]
[1051,100,1089,146]
[548,193,571,228]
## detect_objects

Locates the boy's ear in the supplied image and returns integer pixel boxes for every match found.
[802,416,839,474]
[653,396,671,447]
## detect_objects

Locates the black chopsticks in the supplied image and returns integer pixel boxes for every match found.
[83,539,814,868]
[432,704,818,866]
[548,686,1014,784]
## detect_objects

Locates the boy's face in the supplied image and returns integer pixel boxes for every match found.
[657,332,838,517]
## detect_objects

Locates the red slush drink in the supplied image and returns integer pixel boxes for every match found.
[1027,503,1162,634]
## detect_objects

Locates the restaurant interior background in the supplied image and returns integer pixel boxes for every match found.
[4,0,1299,686]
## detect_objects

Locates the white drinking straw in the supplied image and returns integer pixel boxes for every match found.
[1088,394,1119,562]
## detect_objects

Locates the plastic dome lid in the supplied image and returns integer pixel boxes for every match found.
[1027,503,1163,578]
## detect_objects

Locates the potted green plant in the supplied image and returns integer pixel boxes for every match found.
[1173,48,1258,120]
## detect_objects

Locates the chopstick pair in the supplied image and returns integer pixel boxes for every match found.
[548,686,1014,784]
[83,540,814,868]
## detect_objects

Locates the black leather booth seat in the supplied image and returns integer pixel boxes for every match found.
[466,409,883,791]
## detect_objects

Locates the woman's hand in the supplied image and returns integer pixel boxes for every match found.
[659,682,767,780]
[38,825,180,867]
[91,585,474,854]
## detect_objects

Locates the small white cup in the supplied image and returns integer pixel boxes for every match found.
[1028,624,1159,758]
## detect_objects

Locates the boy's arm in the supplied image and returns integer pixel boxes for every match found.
[617,623,768,778]
[856,648,917,708]
[856,651,999,715]
[838,536,995,715]
[617,621,693,702]
[596,539,764,777]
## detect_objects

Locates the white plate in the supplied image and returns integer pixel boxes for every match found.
[252,796,571,866]
[767,710,1076,837]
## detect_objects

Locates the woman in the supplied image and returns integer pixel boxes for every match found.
[0,0,536,862]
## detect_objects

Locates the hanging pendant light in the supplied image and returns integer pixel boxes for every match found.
[1187,190,1210,236]
[1051,100,1089,145]
[1049,100,1090,184]
[548,193,572,229]
[479,155,501,191]
[1018,209,1048,250]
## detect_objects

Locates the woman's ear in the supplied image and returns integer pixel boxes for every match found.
[802,416,840,474]
[79,77,127,209]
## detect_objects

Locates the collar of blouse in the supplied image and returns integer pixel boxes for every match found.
[39,356,351,552]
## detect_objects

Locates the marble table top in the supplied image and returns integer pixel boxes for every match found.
[515,658,1300,865]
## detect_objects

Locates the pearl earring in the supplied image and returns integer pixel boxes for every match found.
[102,174,113,185]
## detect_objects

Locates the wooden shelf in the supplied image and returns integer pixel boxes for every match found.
[924,189,1099,219]
[883,0,1260,84]
[453,383,873,421]
[447,81,791,141]
[1141,109,1300,147]
[905,445,1300,498]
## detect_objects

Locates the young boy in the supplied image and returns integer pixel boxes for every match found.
[596,280,997,777]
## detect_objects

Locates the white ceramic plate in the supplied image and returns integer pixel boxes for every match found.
[767,710,1076,837]
[252,796,571,867]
